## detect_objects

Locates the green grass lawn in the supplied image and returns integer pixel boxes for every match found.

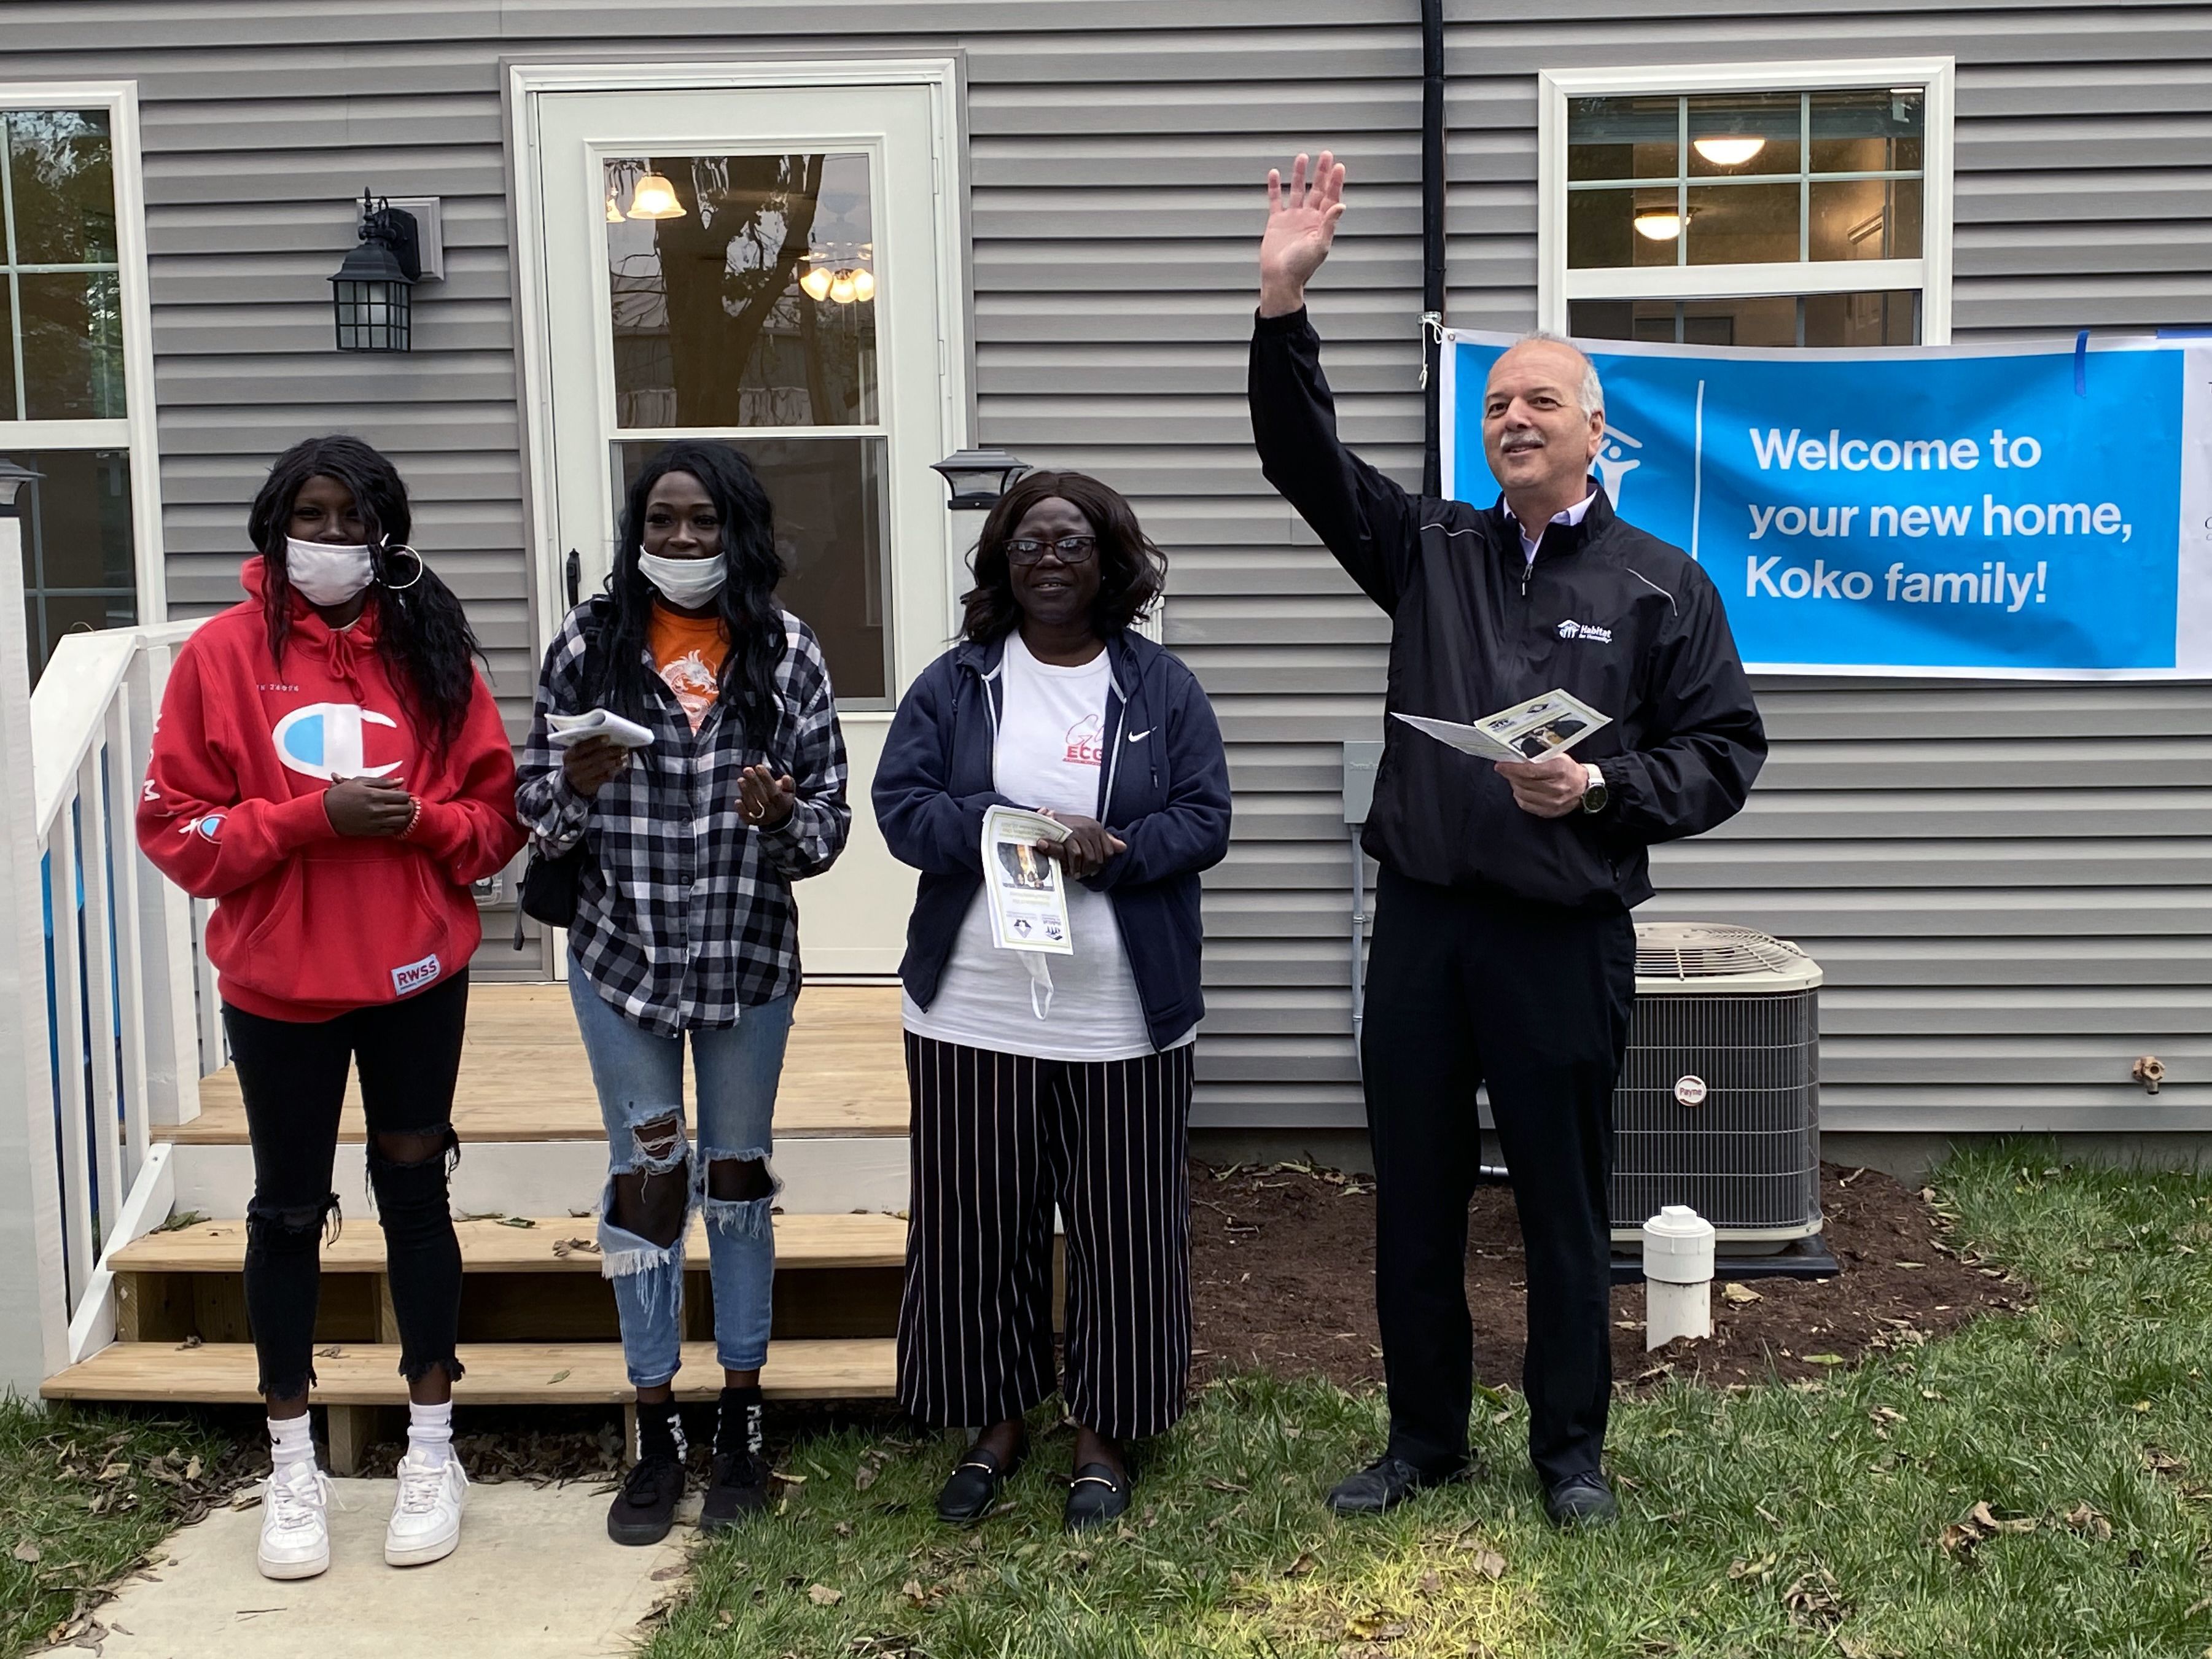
[644,1141,2212,1659]
[0,1401,244,1658]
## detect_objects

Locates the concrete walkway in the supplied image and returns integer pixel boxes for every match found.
[68,1478,694,1658]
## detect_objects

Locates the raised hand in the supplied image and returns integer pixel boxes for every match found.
[1260,149,1347,318]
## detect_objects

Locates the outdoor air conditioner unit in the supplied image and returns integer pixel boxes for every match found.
[1610,922,1823,1246]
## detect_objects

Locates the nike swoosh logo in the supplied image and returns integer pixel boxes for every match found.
[1127,728,1153,743]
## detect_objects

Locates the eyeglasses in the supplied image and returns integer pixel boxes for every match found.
[1004,535,1098,566]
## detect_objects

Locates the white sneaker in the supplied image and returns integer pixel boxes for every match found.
[385,1449,469,1567]
[257,1459,332,1580]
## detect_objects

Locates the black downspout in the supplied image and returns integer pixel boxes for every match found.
[1419,0,1447,496]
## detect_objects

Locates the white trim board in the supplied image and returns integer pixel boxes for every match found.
[0,80,167,624]
[1536,58,1955,345]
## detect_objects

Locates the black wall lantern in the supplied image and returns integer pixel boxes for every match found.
[929,448,1031,511]
[330,190,421,352]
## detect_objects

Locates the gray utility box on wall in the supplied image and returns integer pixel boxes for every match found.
[1610,923,1824,1246]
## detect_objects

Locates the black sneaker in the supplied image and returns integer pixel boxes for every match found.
[609,1404,686,1547]
[701,1386,771,1533]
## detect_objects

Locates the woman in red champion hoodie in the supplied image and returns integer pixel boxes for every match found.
[137,435,524,1580]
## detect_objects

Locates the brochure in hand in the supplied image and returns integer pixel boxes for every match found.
[1394,688,1611,764]
[546,708,656,750]
[981,804,1075,956]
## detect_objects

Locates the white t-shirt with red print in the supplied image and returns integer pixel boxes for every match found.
[902,631,1188,1061]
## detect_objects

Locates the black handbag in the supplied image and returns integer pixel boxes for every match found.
[513,600,610,946]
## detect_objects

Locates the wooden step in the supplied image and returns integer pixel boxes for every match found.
[159,982,909,1146]
[42,1338,897,1405]
[112,1213,910,1275]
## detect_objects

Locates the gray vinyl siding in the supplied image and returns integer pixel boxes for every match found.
[2,1,2205,1127]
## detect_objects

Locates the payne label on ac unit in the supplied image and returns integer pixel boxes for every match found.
[1673,1074,1708,1108]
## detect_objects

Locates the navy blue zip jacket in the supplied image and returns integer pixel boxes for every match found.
[874,627,1232,1054]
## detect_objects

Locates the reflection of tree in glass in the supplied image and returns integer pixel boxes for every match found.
[4,110,117,265]
[609,155,877,431]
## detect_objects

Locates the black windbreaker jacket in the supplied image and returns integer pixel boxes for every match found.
[1250,307,1767,913]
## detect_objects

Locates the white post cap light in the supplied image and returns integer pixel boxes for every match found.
[0,458,42,513]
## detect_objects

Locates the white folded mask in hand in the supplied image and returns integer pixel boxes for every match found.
[547,708,656,750]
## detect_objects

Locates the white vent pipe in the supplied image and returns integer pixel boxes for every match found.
[1642,1205,1716,1350]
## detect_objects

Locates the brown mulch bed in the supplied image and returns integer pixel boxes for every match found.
[1189,1159,2028,1395]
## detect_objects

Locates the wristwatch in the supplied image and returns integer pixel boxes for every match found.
[1579,763,1610,814]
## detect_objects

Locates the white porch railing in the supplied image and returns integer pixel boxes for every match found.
[1,615,210,1397]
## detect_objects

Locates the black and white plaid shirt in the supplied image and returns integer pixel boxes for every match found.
[515,603,850,1034]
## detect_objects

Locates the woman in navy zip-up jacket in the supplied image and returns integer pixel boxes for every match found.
[874,470,1230,1534]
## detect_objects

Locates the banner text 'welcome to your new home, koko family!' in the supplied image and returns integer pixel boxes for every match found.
[1737,424,2133,613]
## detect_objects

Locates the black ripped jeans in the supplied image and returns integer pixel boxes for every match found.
[224,972,471,1400]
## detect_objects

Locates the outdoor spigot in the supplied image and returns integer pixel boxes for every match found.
[2133,1055,2166,1095]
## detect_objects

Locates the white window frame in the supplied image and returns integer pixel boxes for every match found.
[1536,58,1955,346]
[0,81,164,626]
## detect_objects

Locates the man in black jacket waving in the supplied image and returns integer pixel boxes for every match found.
[1250,152,1766,1528]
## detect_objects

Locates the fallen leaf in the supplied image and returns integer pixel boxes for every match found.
[1283,1551,1318,1577]
[1804,1354,1846,1366]
[12,1540,39,1563]
[2063,1501,2114,1542]
[649,1563,687,1582]
[1345,1612,1409,1641]
[901,1580,927,1606]
[1728,1553,1777,1582]
[1472,1547,1506,1580]
[806,1583,843,1606]
[1203,1477,1248,1494]
[497,1216,538,1229]
[547,1370,571,1385]
[1721,1282,1762,1305]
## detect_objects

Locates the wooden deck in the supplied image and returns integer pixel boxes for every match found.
[158,982,908,1144]
[44,1338,898,1405]
[111,1213,911,1275]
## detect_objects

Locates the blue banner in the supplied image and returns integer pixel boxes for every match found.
[1442,330,2212,677]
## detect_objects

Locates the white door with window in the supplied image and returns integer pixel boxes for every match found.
[518,66,968,975]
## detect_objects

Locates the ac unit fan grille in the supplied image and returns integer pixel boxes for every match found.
[1610,987,1820,1235]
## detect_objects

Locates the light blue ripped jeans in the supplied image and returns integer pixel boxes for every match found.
[567,965,794,1388]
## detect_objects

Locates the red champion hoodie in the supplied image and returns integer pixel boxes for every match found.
[137,559,526,1022]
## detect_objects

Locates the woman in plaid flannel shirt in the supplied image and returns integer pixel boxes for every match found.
[516,441,849,1545]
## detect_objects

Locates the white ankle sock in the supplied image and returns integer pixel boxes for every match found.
[407,1400,454,1467]
[268,1413,316,1474]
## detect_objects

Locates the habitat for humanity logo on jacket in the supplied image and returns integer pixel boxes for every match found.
[136,558,525,1019]
[872,627,1232,1054]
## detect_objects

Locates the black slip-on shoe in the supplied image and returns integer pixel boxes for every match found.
[607,1452,685,1546]
[935,1440,1025,1525]
[1062,1460,1133,1533]
[1325,1454,1470,1517]
[1542,1471,1619,1529]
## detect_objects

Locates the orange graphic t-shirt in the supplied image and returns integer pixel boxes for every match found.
[647,604,728,731]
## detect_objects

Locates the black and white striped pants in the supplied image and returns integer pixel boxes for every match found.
[896,1034,1196,1441]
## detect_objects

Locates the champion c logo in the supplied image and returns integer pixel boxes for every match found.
[272,702,402,781]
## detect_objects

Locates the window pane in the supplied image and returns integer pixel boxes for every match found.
[1810,177,1922,261]
[606,152,878,430]
[1804,289,1918,347]
[4,447,138,678]
[1682,296,1798,347]
[613,435,889,703]
[4,110,117,265]
[1568,300,1678,343]
[19,270,125,418]
[1686,92,1801,176]
[1684,182,1800,265]
[1568,188,1683,269]
[1810,88,1924,173]
[1566,96,1678,182]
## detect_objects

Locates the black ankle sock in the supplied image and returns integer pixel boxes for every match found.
[636,1401,685,1464]
[716,1386,763,1463]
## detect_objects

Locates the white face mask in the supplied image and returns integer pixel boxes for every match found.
[637,551,727,609]
[284,537,375,607]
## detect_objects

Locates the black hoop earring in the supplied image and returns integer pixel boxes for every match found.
[378,544,426,592]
